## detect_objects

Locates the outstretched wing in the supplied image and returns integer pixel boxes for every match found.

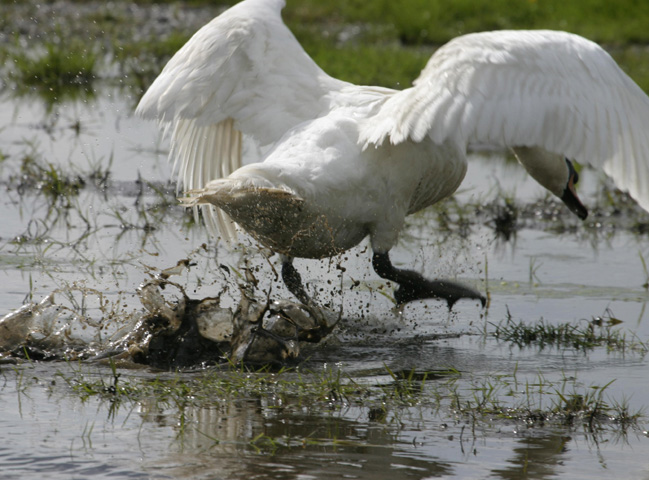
[359,30,649,212]
[136,0,347,240]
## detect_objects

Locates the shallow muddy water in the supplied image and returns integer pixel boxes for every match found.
[2,12,649,480]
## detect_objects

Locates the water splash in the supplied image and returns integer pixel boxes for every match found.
[0,263,340,368]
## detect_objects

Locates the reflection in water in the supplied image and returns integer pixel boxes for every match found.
[142,397,454,479]
[0,447,149,480]
[491,433,570,479]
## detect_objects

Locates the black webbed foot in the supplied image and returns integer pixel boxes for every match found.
[394,276,486,310]
[372,252,486,310]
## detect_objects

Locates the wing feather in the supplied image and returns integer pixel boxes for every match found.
[136,0,347,240]
[359,30,649,211]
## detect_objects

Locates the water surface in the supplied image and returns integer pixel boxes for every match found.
[1,58,649,480]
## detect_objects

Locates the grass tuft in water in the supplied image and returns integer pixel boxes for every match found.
[450,373,645,435]
[16,152,85,200]
[491,309,648,353]
[8,40,97,104]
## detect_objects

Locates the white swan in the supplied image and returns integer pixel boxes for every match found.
[137,0,649,308]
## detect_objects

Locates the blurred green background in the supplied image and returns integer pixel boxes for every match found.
[2,0,649,96]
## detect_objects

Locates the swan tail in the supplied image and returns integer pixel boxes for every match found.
[180,180,303,245]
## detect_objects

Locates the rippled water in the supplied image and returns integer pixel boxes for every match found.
[1,83,649,479]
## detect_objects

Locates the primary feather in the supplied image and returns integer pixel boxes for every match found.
[136,0,348,241]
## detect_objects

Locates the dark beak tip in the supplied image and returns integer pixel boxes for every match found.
[562,159,588,220]
[573,201,589,220]
[561,189,588,221]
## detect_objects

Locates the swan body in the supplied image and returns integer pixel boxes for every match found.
[196,110,465,258]
[137,0,649,308]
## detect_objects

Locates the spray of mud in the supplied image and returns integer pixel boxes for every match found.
[0,259,340,368]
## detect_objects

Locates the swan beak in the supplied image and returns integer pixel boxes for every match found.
[560,161,588,220]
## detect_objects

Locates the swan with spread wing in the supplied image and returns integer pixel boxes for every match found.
[137,0,649,309]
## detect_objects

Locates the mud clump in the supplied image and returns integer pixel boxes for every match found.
[0,277,340,369]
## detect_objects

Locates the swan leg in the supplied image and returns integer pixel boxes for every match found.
[372,252,486,310]
[281,257,312,305]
